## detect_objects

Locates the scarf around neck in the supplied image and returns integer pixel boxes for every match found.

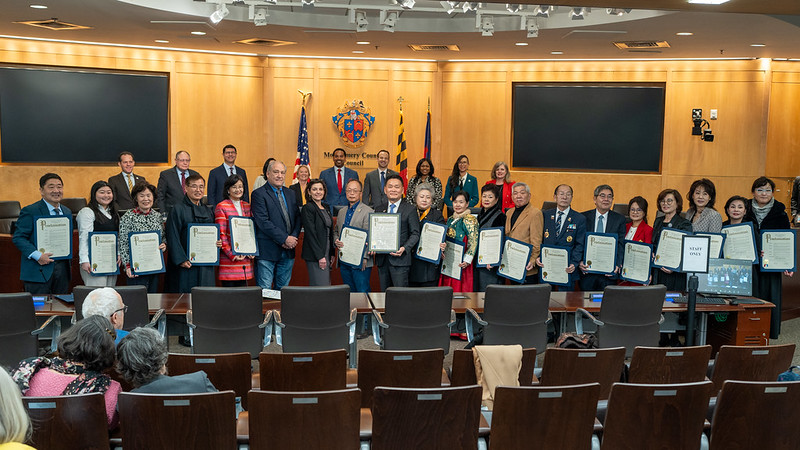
[752,198,774,225]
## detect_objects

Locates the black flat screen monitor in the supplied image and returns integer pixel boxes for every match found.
[693,258,753,297]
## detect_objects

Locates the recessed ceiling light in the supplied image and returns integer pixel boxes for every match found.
[551,51,563,55]
[687,0,729,4]
[676,32,693,36]
[356,41,370,45]
[155,40,169,43]
[750,43,766,47]
[515,42,528,46]
[191,31,206,35]
[352,50,364,54]
[30,4,48,9]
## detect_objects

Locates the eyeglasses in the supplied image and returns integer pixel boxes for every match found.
[660,199,675,204]
[597,194,613,200]
[755,188,773,194]
[629,208,643,213]
[345,188,361,193]
[112,305,128,316]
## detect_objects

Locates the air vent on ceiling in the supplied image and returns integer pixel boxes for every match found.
[408,44,460,52]
[15,18,92,31]
[235,38,296,47]
[613,40,670,50]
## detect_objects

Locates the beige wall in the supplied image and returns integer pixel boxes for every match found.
[1,38,799,221]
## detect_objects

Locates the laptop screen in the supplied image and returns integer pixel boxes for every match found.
[693,258,753,296]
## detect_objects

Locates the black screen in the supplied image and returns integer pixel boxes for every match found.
[0,65,169,163]
[512,83,665,172]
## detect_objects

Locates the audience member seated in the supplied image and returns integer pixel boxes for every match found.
[82,287,128,345]
[0,366,34,450]
[12,316,121,428]
[116,327,217,394]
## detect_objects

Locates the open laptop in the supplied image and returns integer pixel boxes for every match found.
[673,258,761,305]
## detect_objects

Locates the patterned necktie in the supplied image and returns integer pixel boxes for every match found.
[180,171,186,194]
[555,211,564,237]
[337,169,343,194]
[53,208,61,216]
[389,203,396,214]
[126,174,133,192]
[277,188,291,229]
[380,171,386,191]
[229,166,234,176]
[596,214,605,233]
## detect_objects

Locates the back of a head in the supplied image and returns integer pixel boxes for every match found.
[117,327,168,388]
[82,287,121,320]
[58,315,117,372]
[0,366,31,445]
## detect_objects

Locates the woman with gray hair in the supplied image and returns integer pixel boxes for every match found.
[116,327,216,394]
[409,183,445,287]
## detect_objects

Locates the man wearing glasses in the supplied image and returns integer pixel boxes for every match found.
[579,185,627,291]
[537,184,587,291]
[157,151,199,215]
[82,287,128,345]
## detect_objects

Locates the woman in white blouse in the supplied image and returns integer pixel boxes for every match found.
[77,181,120,286]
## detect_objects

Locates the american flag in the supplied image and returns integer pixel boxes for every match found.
[293,105,310,182]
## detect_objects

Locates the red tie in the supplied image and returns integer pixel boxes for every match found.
[337,169,343,194]
[180,171,186,194]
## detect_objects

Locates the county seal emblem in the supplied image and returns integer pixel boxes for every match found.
[332,99,375,148]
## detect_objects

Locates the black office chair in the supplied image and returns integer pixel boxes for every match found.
[272,285,357,367]
[612,203,630,218]
[575,285,666,357]
[188,287,270,358]
[541,201,557,210]
[0,200,21,234]
[465,284,552,351]
[72,285,165,335]
[0,293,61,369]
[371,286,455,354]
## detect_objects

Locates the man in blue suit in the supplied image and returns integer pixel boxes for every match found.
[207,144,249,207]
[537,184,586,291]
[319,148,359,212]
[12,173,72,294]
[579,184,627,291]
[251,160,301,290]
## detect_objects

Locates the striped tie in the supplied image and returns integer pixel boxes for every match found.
[126,174,133,192]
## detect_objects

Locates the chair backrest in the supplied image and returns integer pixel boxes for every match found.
[0,292,39,370]
[23,393,109,450]
[597,285,667,356]
[168,352,251,409]
[482,284,551,350]
[629,345,712,384]
[278,285,352,353]
[710,380,800,450]
[0,200,21,218]
[259,349,347,392]
[489,383,601,450]
[60,197,87,212]
[358,348,444,408]
[541,201,556,210]
[383,286,453,353]
[612,203,629,217]
[0,218,15,234]
[371,385,482,450]
[248,388,360,450]
[118,391,237,450]
[190,287,264,358]
[449,347,537,387]
[73,285,150,330]
[602,381,713,449]
[540,347,626,400]
[710,344,795,392]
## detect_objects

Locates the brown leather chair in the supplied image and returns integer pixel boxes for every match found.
[539,347,626,400]
[23,393,109,450]
[259,349,347,392]
[0,200,21,234]
[709,344,795,392]
[357,348,444,409]
[449,347,538,386]
[0,292,60,368]
[188,287,269,358]
[72,285,164,334]
[168,352,252,410]
[628,345,712,384]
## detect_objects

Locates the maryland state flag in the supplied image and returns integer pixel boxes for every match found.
[396,107,408,188]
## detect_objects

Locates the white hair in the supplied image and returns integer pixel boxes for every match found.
[0,366,30,444]
[82,287,122,319]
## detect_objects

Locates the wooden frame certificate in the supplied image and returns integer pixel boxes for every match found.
[761,230,796,272]
[694,232,725,259]
[440,238,465,280]
[583,232,617,275]
[33,216,72,260]
[369,213,400,253]
[415,220,446,264]
[621,240,652,285]
[229,216,258,256]
[187,223,220,266]
[476,227,504,268]
[88,232,119,276]
[129,231,165,276]
[722,223,758,264]
[338,226,369,268]
[539,245,571,286]
[497,237,533,283]
[654,228,689,271]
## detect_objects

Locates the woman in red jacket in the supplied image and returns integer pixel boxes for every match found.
[214,174,255,286]
[619,195,653,286]
[484,161,515,212]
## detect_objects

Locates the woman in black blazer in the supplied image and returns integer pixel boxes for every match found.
[301,179,335,286]
[474,184,507,292]
[409,183,446,287]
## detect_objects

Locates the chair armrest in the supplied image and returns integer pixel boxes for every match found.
[448,309,457,328]
[575,308,603,335]
[32,315,62,354]
[70,312,77,326]
[273,310,285,329]
[466,308,487,326]
[261,310,273,347]
[147,309,167,338]
[658,313,665,325]
[546,311,553,325]
[186,310,194,329]
[371,310,387,347]
[347,308,357,327]
[31,315,58,336]
[465,308,485,343]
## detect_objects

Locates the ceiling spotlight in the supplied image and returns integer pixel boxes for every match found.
[301,0,315,6]
[463,2,480,12]
[515,42,528,46]
[569,7,588,20]
[398,0,415,9]
[551,50,563,55]
[533,5,552,17]
[155,39,169,43]
[30,4,48,9]
[253,8,268,26]
[210,3,229,24]
[687,0,729,4]
[676,32,693,36]
[606,8,631,16]
[527,22,539,38]
[355,11,369,32]
[380,10,398,32]
[191,31,207,35]
[750,43,766,47]
[506,3,521,13]
[479,15,494,36]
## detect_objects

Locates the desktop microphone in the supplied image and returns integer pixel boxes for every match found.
[242,265,248,285]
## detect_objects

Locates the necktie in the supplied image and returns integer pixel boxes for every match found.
[555,211,564,237]
[180,171,186,194]
[126,174,133,192]
[53,208,61,216]
[380,171,386,191]
[277,188,291,229]
[229,166,234,176]
[389,203,396,214]
[596,215,605,233]
[337,169,343,194]
[459,178,464,189]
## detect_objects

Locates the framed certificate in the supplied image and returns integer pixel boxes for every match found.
[620,240,652,285]
[583,232,618,275]
[761,229,796,272]
[679,234,711,274]
[187,223,220,266]
[129,231,165,276]
[369,213,400,253]
[653,228,690,271]
[415,220,447,264]
[539,245,571,287]
[497,237,533,283]
[721,223,758,264]
[33,216,72,260]
[229,216,258,256]
[440,238,465,280]
[694,232,725,259]
[476,227,504,268]
[88,232,119,276]
[338,226,369,269]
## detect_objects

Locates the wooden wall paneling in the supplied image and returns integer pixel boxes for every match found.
[269,74,315,176]
[766,69,800,177]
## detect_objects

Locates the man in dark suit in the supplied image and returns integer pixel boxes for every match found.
[373,174,421,290]
[157,150,199,215]
[207,144,249,207]
[319,148,359,212]
[537,184,586,291]
[12,173,72,294]
[251,160,302,290]
[579,184,627,291]
[362,149,397,209]
[107,151,146,211]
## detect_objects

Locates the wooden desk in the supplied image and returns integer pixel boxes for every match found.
[34,293,186,317]
[367,292,566,314]
[165,293,372,315]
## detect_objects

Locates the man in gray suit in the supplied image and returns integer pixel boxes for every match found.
[362,149,397,208]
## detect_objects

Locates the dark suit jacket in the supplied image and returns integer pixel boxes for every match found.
[12,200,72,282]
[410,207,445,282]
[301,202,335,262]
[374,201,421,267]
[289,183,306,206]
[542,208,587,282]
[131,371,217,394]
[362,169,398,208]
[107,172,146,211]
[580,209,627,288]
[319,166,359,208]
[156,166,199,215]
[251,184,302,262]
[207,164,249,207]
